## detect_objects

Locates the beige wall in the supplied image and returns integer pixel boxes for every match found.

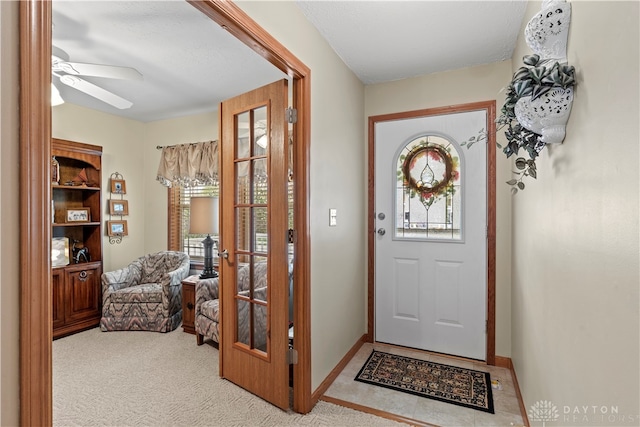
[510,1,640,423]
[365,61,514,357]
[236,1,366,391]
[0,1,20,425]
[53,104,146,272]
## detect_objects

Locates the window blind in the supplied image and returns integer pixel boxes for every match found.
[168,184,219,258]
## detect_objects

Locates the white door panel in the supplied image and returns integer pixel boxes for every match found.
[375,109,488,360]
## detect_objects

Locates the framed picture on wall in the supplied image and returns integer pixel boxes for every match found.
[107,220,128,236]
[110,179,127,194]
[108,199,129,216]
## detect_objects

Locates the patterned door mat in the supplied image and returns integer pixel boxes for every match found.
[355,350,494,414]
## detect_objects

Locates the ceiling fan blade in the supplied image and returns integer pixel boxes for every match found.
[54,57,143,81]
[59,75,133,109]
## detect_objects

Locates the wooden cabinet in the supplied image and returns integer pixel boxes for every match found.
[52,269,65,331]
[52,262,103,339]
[181,275,198,335]
[52,138,103,339]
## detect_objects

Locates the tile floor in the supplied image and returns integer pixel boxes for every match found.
[323,343,525,427]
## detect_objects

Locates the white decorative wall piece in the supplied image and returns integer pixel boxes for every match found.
[515,87,573,144]
[525,0,572,63]
[516,0,574,145]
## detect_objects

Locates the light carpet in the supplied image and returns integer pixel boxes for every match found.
[53,327,403,427]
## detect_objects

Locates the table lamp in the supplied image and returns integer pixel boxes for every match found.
[189,196,219,279]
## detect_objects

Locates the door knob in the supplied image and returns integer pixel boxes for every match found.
[377,212,385,220]
[218,249,229,259]
[377,228,386,236]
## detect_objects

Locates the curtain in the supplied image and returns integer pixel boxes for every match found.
[156,141,218,187]
[157,133,294,187]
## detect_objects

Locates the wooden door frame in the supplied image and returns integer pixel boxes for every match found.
[19,1,312,424]
[366,101,497,365]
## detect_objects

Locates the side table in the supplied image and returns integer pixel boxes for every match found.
[181,275,199,335]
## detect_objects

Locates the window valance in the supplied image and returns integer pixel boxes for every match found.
[157,134,293,187]
[156,141,218,188]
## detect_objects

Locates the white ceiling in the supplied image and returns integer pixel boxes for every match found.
[52,1,527,123]
[295,0,528,84]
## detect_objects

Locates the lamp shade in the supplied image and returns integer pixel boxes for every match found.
[189,197,219,235]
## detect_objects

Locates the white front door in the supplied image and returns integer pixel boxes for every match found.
[374,107,489,360]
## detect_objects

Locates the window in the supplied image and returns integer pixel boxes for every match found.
[167,140,295,262]
[395,135,462,241]
[168,184,219,261]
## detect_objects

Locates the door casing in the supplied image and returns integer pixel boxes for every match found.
[366,101,497,364]
[19,1,312,424]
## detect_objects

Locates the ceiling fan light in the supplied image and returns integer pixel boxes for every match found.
[51,83,64,106]
[256,134,268,148]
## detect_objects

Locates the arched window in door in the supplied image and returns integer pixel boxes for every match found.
[395,135,463,241]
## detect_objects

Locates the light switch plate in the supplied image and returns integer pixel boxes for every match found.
[329,209,337,226]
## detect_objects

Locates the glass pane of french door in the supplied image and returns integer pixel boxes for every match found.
[235,105,269,354]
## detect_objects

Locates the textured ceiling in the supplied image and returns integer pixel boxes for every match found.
[52,1,527,123]
[52,1,287,122]
[296,0,528,84]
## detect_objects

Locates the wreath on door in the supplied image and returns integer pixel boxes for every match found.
[401,143,458,207]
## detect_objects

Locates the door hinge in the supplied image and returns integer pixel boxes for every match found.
[287,229,296,243]
[287,347,298,365]
[286,107,297,124]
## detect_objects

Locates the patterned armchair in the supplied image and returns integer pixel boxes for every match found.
[195,262,267,348]
[100,251,190,332]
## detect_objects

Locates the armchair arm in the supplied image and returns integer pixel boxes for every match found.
[101,262,142,296]
[160,257,190,313]
[163,260,191,292]
[195,277,220,315]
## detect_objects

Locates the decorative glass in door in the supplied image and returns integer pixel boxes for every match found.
[395,135,463,240]
[235,105,269,354]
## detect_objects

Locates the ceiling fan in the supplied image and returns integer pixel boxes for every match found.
[237,120,268,147]
[51,48,143,110]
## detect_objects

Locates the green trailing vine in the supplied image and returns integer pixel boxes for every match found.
[459,128,487,149]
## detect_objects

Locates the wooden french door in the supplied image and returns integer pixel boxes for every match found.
[219,79,290,409]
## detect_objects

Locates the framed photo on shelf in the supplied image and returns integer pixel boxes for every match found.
[51,237,69,267]
[107,220,128,236]
[66,207,90,223]
[109,199,129,216]
[110,178,127,194]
